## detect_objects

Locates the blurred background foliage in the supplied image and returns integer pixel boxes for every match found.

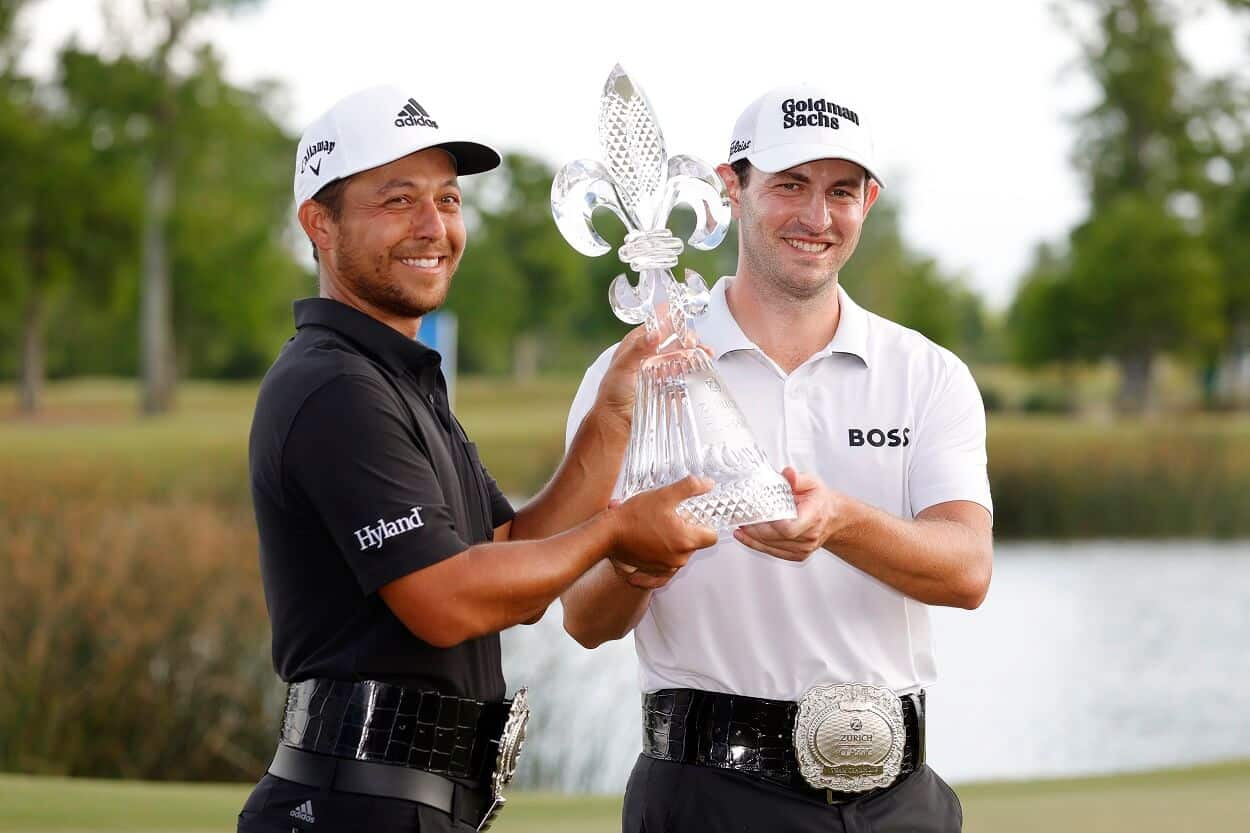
[2,0,1249,413]
[2,0,1250,787]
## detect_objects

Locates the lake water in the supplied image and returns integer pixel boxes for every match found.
[500,541,1250,792]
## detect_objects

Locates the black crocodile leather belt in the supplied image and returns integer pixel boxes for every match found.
[279,678,512,781]
[641,688,926,803]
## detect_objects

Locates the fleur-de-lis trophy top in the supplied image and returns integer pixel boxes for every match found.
[550,66,796,530]
[552,65,730,352]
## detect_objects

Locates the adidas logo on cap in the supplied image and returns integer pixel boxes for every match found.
[290,800,316,823]
[395,98,438,129]
[293,84,501,206]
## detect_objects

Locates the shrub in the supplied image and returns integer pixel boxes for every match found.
[979,385,1006,413]
[987,417,1250,538]
[1019,388,1076,415]
[0,488,281,781]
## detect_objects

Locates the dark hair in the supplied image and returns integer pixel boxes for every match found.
[308,177,349,263]
[731,158,874,195]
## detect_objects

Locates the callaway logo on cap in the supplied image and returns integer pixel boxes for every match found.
[293,84,501,206]
[727,83,885,187]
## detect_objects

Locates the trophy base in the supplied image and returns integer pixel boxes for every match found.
[677,476,798,529]
[621,347,797,531]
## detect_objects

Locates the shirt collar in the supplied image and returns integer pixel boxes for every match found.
[821,283,871,366]
[697,277,871,367]
[293,297,442,378]
[697,277,757,359]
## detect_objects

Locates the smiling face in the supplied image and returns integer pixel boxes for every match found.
[720,158,879,302]
[300,148,465,331]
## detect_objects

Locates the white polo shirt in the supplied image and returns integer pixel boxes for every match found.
[565,276,992,699]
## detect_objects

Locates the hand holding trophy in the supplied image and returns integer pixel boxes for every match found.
[551,66,796,529]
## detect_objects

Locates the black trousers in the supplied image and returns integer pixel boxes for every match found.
[623,755,963,833]
[236,773,482,833]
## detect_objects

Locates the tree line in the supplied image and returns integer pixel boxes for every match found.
[1,0,1248,414]
[1010,0,1250,410]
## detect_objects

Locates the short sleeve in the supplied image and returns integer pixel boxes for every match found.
[283,374,470,593]
[477,453,515,530]
[907,361,993,518]
[564,344,618,452]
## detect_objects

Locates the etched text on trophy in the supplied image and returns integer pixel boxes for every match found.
[689,373,750,448]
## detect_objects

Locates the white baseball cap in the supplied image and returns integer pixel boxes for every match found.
[293,84,501,206]
[727,84,885,187]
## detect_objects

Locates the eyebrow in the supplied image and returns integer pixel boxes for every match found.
[771,171,863,190]
[377,177,459,192]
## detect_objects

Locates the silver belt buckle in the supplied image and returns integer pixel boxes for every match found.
[793,683,905,793]
[478,687,530,832]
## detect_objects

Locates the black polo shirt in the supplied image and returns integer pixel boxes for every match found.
[249,298,515,700]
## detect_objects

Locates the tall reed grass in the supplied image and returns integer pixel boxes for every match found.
[0,404,279,781]
[987,416,1250,538]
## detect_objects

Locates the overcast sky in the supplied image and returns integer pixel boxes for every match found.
[17,0,1249,308]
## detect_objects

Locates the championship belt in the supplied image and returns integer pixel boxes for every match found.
[479,687,530,831]
[793,683,906,792]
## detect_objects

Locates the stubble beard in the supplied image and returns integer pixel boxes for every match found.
[335,231,451,319]
[738,203,843,306]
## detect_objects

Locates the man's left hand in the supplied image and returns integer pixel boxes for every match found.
[592,329,714,432]
[733,468,843,561]
[592,326,658,431]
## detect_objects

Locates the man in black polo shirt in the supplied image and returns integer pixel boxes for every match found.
[237,85,717,833]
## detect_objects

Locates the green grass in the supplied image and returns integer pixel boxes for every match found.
[972,356,1209,414]
[5,377,1250,535]
[0,774,620,832]
[0,377,582,499]
[456,376,581,494]
[2,761,1248,832]
[955,759,1250,833]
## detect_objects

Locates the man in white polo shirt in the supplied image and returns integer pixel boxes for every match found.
[562,84,993,832]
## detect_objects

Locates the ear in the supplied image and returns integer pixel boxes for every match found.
[862,178,881,216]
[298,199,336,260]
[716,163,743,219]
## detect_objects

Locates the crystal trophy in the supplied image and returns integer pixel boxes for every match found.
[551,65,796,529]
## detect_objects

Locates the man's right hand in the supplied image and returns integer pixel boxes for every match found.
[608,475,718,575]
[592,325,659,431]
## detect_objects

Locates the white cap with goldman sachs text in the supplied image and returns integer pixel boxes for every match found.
[293,85,501,206]
[727,84,885,187]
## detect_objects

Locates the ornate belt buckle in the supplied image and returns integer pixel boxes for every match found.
[478,687,530,832]
[793,683,905,793]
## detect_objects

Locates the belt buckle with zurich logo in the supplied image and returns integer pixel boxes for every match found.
[793,683,905,793]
